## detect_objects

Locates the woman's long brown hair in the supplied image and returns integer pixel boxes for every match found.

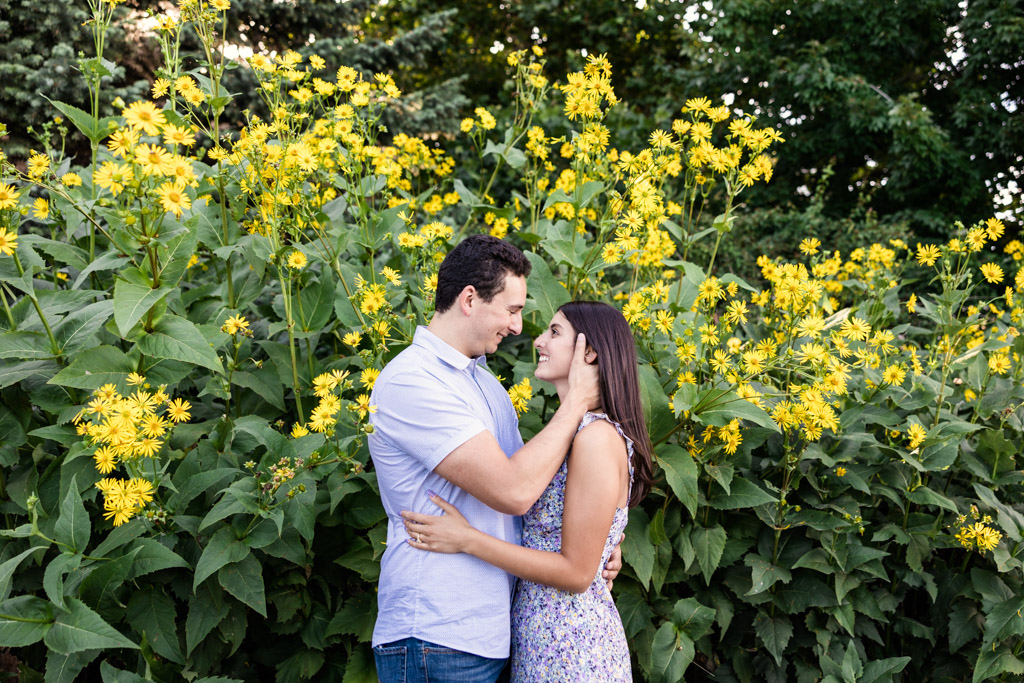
[558,301,654,507]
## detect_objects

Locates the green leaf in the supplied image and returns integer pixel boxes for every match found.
[157,223,199,287]
[0,595,53,647]
[99,661,150,682]
[948,601,983,654]
[672,597,715,641]
[753,611,793,667]
[745,554,793,595]
[342,644,377,683]
[113,280,172,337]
[708,478,778,509]
[49,345,135,390]
[983,597,1024,644]
[193,527,249,589]
[622,507,655,588]
[0,359,58,389]
[656,444,699,518]
[541,238,586,269]
[54,300,114,353]
[218,553,266,617]
[860,656,911,683]
[125,587,184,665]
[523,251,570,327]
[45,648,101,683]
[325,593,375,643]
[973,645,1024,683]
[650,622,694,683]
[297,275,334,332]
[694,389,781,432]
[689,524,727,584]
[47,99,114,144]
[43,553,81,611]
[977,428,1017,478]
[906,486,958,513]
[277,649,325,682]
[617,591,655,639]
[137,314,223,373]
[43,598,138,654]
[186,582,230,656]
[79,547,140,611]
[0,330,54,359]
[55,474,90,552]
[128,537,190,579]
[0,546,46,602]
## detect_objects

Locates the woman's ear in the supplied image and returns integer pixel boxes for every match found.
[585,346,598,364]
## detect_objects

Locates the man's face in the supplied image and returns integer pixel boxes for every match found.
[468,273,526,356]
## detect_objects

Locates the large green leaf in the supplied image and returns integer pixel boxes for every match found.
[43,598,138,654]
[113,279,173,337]
[523,250,569,328]
[694,389,780,432]
[186,582,230,656]
[193,527,249,589]
[650,622,694,683]
[43,553,81,611]
[0,330,54,359]
[297,275,334,331]
[753,611,793,667]
[137,314,223,373]
[672,597,715,641]
[689,524,727,584]
[218,553,266,617]
[622,507,655,588]
[54,300,114,353]
[0,595,53,647]
[745,554,793,595]
[128,538,190,579]
[49,345,135,390]
[54,474,90,553]
[157,223,199,287]
[707,478,778,510]
[125,587,184,664]
[656,444,699,518]
[79,548,140,612]
[0,547,46,602]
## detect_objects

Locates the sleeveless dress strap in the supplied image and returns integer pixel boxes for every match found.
[578,411,635,496]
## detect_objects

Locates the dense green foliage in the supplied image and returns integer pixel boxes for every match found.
[1,2,1024,682]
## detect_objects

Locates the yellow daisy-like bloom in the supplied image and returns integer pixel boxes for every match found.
[342,331,362,347]
[156,180,191,217]
[508,378,533,416]
[151,78,171,98]
[122,101,166,136]
[27,152,50,179]
[835,466,847,477]
[350,393,377,418]
[287,250,307,269]
[988,352,1010,375]
[907,423,927,449]
[106,129,139,157]
[93,446,118,474]
[0,183,20,210]
[126,372,146,386]
[166,398,191,423]
[291,423,310,438]
[210,0,230,10]
[916,243,941,266]
[32,197,48,219]
[985,217,1006,241]
[882,364,906,386]
[839,316,871,341]
[799,238,821,256]
[980,263,1004,284]
[360,367,381,389]
[93,161,133,197]
[162,124,196,148]
[61,172,83,187]
[135,143,174,176]
[222,315,249,335]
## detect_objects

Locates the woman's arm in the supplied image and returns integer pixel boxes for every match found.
[402,419,628,594]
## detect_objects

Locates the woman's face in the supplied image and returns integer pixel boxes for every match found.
[533,311,577,385]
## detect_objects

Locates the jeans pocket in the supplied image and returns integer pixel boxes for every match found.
[423,647,506,683]
[373,643,408,683]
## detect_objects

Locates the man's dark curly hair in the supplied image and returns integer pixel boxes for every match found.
[434,235,531,314]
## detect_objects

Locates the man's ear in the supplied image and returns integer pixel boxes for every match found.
[457,285,477,316]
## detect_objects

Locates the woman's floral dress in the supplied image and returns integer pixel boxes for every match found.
[510,412,633,682]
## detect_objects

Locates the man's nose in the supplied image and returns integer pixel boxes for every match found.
[510,313,523,336]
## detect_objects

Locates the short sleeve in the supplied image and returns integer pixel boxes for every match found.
[370,370,488,472]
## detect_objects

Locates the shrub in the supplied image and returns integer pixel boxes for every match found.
[1,2,1022,681]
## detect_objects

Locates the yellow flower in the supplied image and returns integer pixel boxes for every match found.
[508,377,533,415]
[907,423,927,449]
[882,364,906,386]
[27,152,50,178]
[222,315,249,335]
[799,238,821,256]
[380,266,401,286]
[163,124,196,147]
[151,78,171,98]
[166,398,191,422]
[906,293,917,314]
[210,0,230,10]
[350,393,376,418]
[93,161,133,196]
[287,250,307,269]
[32,197,48,219]
[360,367,381,389]
[980,263,1004,284]
[106,129,139,157]
[126,372,146,386]
[93,447,118,474]
[342,331,362,347]
[291,423,310,438]
[916,243,941,266]
[0,183,20,210]
[835,466,847,477]
[122,101,166,136]
[135,143,174,176]
[988,352,1010,375]
[985,217,1006,241]
[156,180,191,217]
[839,316,871,341]
[61,172,83,187]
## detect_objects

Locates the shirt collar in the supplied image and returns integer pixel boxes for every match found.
[413,326,489,373]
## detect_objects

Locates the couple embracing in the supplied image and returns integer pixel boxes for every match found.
[368,235,654,682]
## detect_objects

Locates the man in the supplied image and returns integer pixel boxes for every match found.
[368,235,620,682]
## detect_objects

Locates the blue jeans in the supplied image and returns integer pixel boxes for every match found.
[373,637,508,683]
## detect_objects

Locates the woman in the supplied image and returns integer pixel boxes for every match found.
[401,301,654,681]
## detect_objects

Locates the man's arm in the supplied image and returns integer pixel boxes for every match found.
[433,333,599,515]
